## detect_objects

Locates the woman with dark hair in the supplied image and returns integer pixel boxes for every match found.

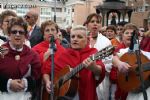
[84,13,112,100]
[0,17,41,100]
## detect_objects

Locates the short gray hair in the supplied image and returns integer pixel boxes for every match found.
[71,25,88,35]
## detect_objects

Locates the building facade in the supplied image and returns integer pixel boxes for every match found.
[0,0,65,28]
[0,0,103,28]
[0,0,149,29]
[64,0,102,27]
[126,0,150,30]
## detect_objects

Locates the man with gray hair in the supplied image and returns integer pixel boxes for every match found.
[24,10,43,47]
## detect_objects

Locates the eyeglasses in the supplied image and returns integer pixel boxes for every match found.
[24,15,31,19]
[11,30,26,35]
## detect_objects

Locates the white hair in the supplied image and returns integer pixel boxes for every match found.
[71,25,88,35]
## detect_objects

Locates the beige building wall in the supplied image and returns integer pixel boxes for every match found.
[85,0,102,23]
[70,0,101,26]
[73,4,86,25]
[131,11,150,29]
[128,0,150,29]
[89,0,102,13]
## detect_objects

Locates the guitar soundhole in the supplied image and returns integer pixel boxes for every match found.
[125,72,129,81]
[58,78,64,88]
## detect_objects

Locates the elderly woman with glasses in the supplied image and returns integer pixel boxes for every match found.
[0,17,41,100]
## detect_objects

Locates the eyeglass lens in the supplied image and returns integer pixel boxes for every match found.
[11,30,25,35]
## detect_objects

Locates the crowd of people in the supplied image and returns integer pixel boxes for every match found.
[0,9,150,100]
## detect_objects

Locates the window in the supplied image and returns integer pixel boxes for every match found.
[64,7,66,12]
[51,7,62,12]
[68,9,70,14]
[145,6,149,11]
[16,8,29,16]
[40,17,51,25]
[41,7,51,15]
[72,8,74,12]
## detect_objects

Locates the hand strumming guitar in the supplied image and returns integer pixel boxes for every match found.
[83,58,102,79]
[113,55,131,73]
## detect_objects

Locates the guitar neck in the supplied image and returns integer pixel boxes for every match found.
[61,55,104,84]
[63,63,84,83]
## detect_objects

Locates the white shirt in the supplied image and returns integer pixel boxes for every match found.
[95,33,113,100]
[94,33,113,72]
[28,25,35,37]
[0,39,4,46]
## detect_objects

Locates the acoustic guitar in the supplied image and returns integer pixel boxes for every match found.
[118,52,150,92]
[42,45,115,100]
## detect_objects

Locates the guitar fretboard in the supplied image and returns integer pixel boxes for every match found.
[59,54,104,84]
[62,63,84,84]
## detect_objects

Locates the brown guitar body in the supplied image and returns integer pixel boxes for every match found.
[42,66,79,100]
[118,52,150,92]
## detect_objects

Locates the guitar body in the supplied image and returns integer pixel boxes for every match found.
[118,52,150,92]
[42,66,79,100]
